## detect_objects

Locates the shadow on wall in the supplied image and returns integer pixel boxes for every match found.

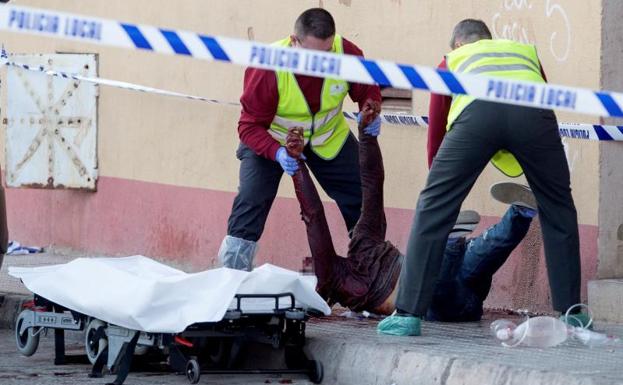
[510,218,543,310]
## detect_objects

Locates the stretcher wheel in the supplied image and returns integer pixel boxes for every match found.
[308,360,323,384]
[285,310,305,320]
[85,319,108,365]
[186,358,200,384]
[15,310,39,357]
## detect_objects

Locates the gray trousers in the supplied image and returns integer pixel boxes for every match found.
[396,100,581,315]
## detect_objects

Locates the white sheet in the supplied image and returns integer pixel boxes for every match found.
[8,255,331,333]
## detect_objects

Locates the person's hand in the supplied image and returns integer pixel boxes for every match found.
[357,99,382,137]
[285,127,306,159]
[358,115,381,136]
[276,147,299,176]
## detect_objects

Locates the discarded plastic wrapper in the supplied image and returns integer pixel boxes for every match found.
[7,240,43,255]
[572,328,621,348]
[340,310,377,320]
[491,317,569,348]
[491,309,620,348]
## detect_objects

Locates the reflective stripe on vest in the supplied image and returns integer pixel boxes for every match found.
[269,35,351,160]
[467,63,539,75]
[445,39,545,177]
[455,51,540,73]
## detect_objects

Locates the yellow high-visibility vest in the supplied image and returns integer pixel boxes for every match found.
[269,35,351,160]
[446,39,545,177]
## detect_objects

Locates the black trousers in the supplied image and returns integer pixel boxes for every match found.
[227,134,362,242]
[395,101,581,315]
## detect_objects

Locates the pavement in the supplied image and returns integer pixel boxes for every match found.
[2,250,623,385]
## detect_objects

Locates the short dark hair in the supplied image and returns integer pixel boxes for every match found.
[450,19,492,48]
[294,8,336,40]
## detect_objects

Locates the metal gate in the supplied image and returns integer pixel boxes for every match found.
[5,53,98,190]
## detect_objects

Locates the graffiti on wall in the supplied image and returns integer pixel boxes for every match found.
[491,0,571,62]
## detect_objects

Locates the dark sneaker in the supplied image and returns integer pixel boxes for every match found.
[449,210,481,238]
[490,182,537,210]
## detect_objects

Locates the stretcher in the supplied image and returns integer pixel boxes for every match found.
[11,257,329,384]
[15,292,324,384]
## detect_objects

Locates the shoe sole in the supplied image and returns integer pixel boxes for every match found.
[451,210,481,235]
[456,210,480,225]
[490,182,537,210]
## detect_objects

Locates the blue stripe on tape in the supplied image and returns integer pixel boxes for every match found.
[595,92,623,117]
[160,29,191,55]
[437,70,467,94]
[593,125,614,140]
[198,36,231,61]
[399,65,428,90]
[120,24,153,50]
[359,59,391,86]
[422,116,429,124]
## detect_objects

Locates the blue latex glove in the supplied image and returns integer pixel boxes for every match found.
[275,147,299,176]
[357,114,382,137]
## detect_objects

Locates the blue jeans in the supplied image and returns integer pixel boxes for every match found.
[426,205,534,322]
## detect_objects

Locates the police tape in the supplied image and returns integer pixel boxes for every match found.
[345,112,623,141]
[0,48,238,106]
[342,111,430,127]
[3,49,621,142]
[1,4,623,119]
[556,122,623,141]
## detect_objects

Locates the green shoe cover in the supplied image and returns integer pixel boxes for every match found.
[560,312,593,330]
[377,312,421,336]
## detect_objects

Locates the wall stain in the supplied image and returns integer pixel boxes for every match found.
[338,0,352,7]
[247,26,255,41]
[150,219,199,263]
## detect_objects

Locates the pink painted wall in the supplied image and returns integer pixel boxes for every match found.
[5,176,597,312]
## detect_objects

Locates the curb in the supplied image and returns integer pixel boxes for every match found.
[306,337,620,385]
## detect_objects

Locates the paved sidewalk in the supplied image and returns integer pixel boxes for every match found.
[307,315,623,385]
[2,250,623,385]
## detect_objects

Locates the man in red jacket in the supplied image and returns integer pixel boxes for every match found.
[218,8,382,270]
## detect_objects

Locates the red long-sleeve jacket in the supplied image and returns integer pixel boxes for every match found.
[238,38,382,160]
[427,57,548,168]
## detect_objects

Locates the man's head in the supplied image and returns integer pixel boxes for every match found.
[291,8,335,52]
[449,19,492,50]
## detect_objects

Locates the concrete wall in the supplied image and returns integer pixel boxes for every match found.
[0,0,605,311]
[597,0,623,279]
[587,0,623,322]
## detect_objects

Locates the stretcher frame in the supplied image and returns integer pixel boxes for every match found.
[15,293,324,384]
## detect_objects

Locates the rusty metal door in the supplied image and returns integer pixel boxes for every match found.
[5,53,98,190]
